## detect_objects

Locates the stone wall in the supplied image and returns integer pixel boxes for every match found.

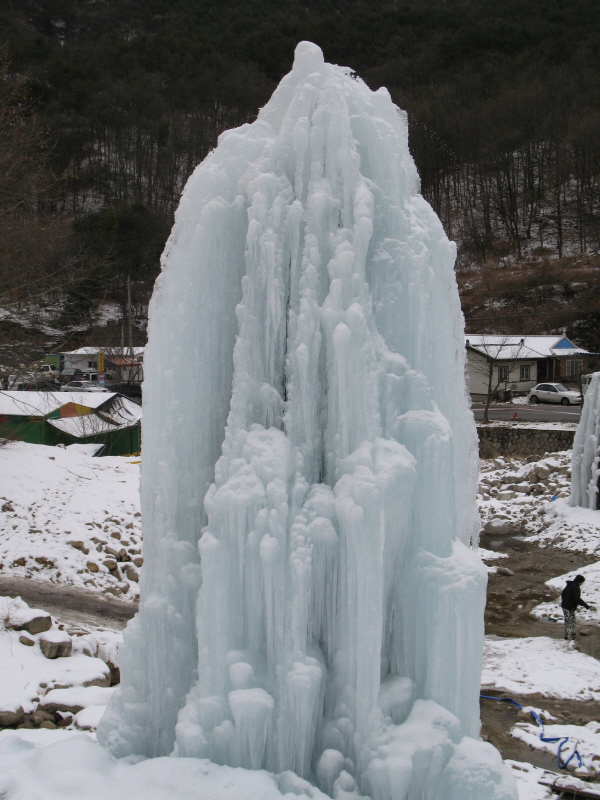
[477,426,576,459]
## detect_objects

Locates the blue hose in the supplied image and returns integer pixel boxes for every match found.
[480,694,583,770]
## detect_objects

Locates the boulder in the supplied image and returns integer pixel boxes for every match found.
[133,556,143,568]
[534,464,551,480]
[87,561,99,573]
[122,563,139,582]
[19,635,35,646]
[30,709,55,726]
[0,706,24,727]
[15,613,52,635]
[39,631,72,659]
[503,473,523,484]
[82,673,111,688]
[497,490,515,501]
[68,541,89,554]
[483,518,514,535]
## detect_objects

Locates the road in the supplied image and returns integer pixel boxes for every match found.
[471,402,581,423]
[0,576,137,629]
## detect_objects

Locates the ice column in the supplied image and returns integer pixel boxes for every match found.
[571,372,600,508]
[98,41,516,800]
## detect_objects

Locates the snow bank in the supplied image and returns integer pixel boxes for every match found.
[0,442,142,599]
[504,761,556,800]
[0,735,330,800]
[512,720,600,778]
[530,498,600,553]
[482,636,600,700]
[0,628,109,714]
[478,451,600,554]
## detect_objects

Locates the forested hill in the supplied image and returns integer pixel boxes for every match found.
[1,0,600,355]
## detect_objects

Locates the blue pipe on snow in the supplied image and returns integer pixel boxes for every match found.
[480,694,583,770]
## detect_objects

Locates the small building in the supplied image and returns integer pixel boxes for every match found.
[60,347,145,382]
[466,334,595,401]
[0,392,142,455]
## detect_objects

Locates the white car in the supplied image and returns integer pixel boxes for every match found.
[60,381,108,393]
[527,383,582,406]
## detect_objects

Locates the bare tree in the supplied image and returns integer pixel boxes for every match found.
[466,336,527,423]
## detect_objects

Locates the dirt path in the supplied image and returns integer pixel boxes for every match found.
[0,575,137,630]
[480,532,600,770]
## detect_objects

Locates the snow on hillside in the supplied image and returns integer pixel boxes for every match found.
[0,442,141,600]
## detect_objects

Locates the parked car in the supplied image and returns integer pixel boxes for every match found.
[38,364,59,375]
[527,383,582,406]
[16,379,61,391]
[58,368,84,384]
[60,381,108,392]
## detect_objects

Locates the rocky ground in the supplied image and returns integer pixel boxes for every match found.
[0,442,142,600]
[0,594,122,736]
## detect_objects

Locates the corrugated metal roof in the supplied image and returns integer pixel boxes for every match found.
[465,335,591,360]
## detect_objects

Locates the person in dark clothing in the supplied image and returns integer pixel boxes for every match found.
[561,575,591,640]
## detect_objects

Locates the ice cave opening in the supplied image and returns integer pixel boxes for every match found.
[97,41,517,800]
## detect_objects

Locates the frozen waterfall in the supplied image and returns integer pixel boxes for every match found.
[571,372,600,509]
[98,41,516,800]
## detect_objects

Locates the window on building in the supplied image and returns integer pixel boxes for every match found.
[566,360,583,378]
[498,366,509,382]
[520,365,530,381]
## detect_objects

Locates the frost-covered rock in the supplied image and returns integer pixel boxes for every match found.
[39,629,72,660]
[99,41,514,800]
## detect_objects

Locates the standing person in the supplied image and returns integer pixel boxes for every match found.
[561,574,591,640]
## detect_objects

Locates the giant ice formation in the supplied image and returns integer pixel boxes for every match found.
[98,42,516,799]
[571,372,600,509]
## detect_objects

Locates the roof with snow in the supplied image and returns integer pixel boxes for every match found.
[0,391,141,425]
[465,335,592,360]
[47,397,142,438]
[0,392,121,417]
[61,347,145,357]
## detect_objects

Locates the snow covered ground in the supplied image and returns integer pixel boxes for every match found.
[478,451,600,553]
[482,636,600,700]
[0,442,142,600]
[0,594,122,738]
[1,442,600,797]
[0,735,330,800]
[512,720,600,778]
[478,450,600,797]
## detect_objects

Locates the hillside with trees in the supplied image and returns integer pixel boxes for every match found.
[1,0,599,359]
